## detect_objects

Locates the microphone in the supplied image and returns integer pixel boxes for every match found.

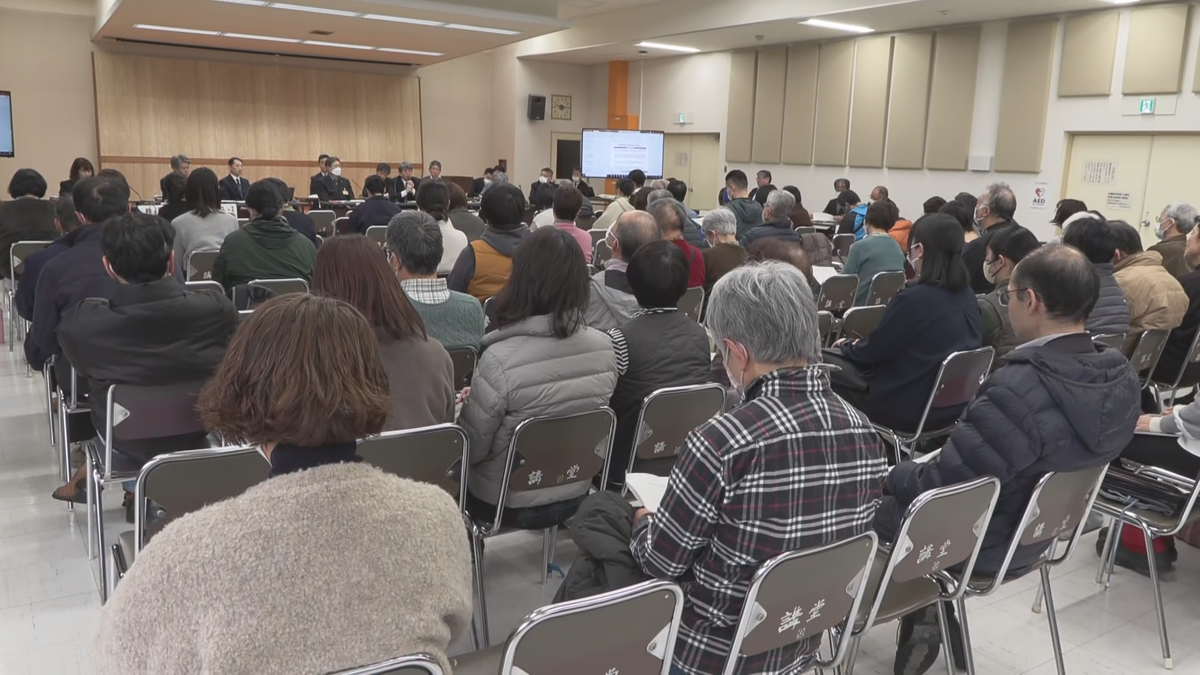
[348,176,363,200]
[129,184,145,203]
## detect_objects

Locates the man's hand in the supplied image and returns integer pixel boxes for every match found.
[1136,414,1158,433]
[633,508,653,528]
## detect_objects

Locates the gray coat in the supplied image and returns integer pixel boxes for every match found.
[1087,262,1131,337]
[461,315,618,508]
[585,269,639,332]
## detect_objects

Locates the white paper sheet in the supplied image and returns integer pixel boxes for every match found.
[812,266,839,285]
[625,473,670,512]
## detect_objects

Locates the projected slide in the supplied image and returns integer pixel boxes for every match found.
[0,92,12,158]
[582,129,665,179]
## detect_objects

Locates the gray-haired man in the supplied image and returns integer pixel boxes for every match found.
[701,208,747,290]
[395,161,421,203]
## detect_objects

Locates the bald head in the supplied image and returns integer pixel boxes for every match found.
[649,198,688,239]
[612,211,661,261]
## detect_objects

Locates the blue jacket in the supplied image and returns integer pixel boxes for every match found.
[15,238,68,322]
[28,226,117,371]
[885,333,1140,574]
[850,204,869,240]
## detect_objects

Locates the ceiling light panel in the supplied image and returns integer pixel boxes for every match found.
[213,0,268,5]
[223,32,302,43]
[302,39,374,49]
[134,24,222,36]
[801,18,874,33]
[377,47,444,56]
[362,14,444,26]
[635,41,700,53]
[444,24,521,36]
[270,3,360,17]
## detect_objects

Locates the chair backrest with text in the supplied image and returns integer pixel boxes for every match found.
[628,384,726,479]
[186,249,220,282]
[366,226,387,247]
[865,271,906,306]
[103,382,210,480]
[1126,329,1169,390]
[358,424,469,506]
[904,347,994,439]
[817,275,858,314]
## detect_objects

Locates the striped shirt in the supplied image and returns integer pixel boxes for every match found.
[630,366,887,675]
[607,307,679,375]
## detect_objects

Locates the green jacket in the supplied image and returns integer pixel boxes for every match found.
[725,198,764,238]
[212,217,317,293]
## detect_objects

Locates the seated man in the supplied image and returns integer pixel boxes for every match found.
[740,188,801,247]
[649,199,705,289]
[1061,217,1130,336]
[16,195,77,322]
[700,208,746,291]
[213,179,318,293]
[629,262,887,675]
[605,241,711,488]
[1110,219,1189,332]
[387,210,485,352]
[447,184,531,302]
[1154,225,1200,387]
[877,244,1140,675]
[585,211,661,331]
[348,175,400,235]
[51,213,238,518]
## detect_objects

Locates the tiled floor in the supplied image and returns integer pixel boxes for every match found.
[3,347,1200,674]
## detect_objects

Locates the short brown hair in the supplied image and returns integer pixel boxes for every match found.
[198,294,390,446]
[313,234,427,341]
[446,181,469,211]
[553,184,584,221]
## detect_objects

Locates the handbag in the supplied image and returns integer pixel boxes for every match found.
[822,348,874,393]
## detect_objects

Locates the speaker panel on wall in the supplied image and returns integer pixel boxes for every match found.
[528,95,546,121]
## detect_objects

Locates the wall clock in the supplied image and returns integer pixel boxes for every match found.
[551,94,572,120]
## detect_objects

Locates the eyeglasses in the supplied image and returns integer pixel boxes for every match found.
[996,286,1029,308]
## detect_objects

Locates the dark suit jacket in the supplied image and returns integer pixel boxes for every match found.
[575,180,596,199]
[218,175,251,202]
[361,177,398,199]
[529,181,555,210]
[29,226,117,371]
[395,176,421,203]
[309,173,336,202]
[329,176,354,202]
[470,177,486,198]
[282,210,319,248]
[348,196,401,235]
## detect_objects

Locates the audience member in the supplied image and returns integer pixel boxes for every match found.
[963,183,1020,293]
[266,178,319,247]
[324,156,354,202]
[29,175,129,371]
[835,190,866,240]
[586,211,661,330]
[746,238,821,299]
[470,166,494,198]
[212,179,317,292]
[752,183,776,207]
[954,191,977,211]
[159,154,191,198]
[939,199,976,244]
[723,170,764,237]
[365,162,396,198]
[843,200,905,306]
[782,185,813,228]
[700,209,746,290]
[92,293,472,675]
[631,186,655,212]
[0,169,57,279]
[157,173,188,223]
[626,262,887,675]
[1061,217,1130,336]
[219,157,251,201]
[1111,220,1188,332]
[571,167,595,198]
[649,178,670,191]
[448,184,531,301]
[529,167,556,211]
[878,244,1139,674]
[650,200,706,289]
[823,177,851,218]
[447,182,485,241]
[387,211,485,352]
[871,185,889,203]
[594,178,636,232]
[1150,203,1199,278]
[59,157,93,197]
[604,241,711,488]
[309,154,334,202]
[394,161,421,202]
[1153,225,1200,387]
[171,168,238,281]
[923,196,947,215]
[314,235,454,429]
[747,169,773,201]
[544,184,592,263]
[828,213,982,433]
[50,213,237,512]
[460,227,618,526]
[16,196,76,322]
[666,179,694,216]
[648,189,706,250]
[628,169,647,190]
[348,175,400,235]
[978,225,1041,364]
[741,189,800,247]
[1051,198,1088,234]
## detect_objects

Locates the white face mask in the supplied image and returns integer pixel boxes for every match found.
[721,342,748,399]
[332,167,342,177]
[539,176,549,184]
[573,175,581,183]
[484,178,492,187]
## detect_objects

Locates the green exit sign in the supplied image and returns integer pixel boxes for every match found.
[1140,98,1156,115]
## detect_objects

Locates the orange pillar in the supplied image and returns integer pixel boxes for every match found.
[604,61,639,194]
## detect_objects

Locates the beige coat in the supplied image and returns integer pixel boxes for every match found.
[1114,251,1189,332]
[93,462,473,675]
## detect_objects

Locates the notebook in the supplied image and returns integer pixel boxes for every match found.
[812,265,839,285]
[625,473,670,512]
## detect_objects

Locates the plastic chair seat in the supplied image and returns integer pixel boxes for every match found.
[118,530,136,568]
[854,553,941,630]
[449,646,502,675]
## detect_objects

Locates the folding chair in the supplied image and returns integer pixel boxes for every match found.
[837,305,887,342]
[237,217,250,228]
[832,233,855,262]
[8,240,53,351]
[447,347,478,391]
[184,280,223,295]
[335,216,351,235]
[873,348,994,464]
[1091,453,1200,669]
[817,311,834,346]
[310,210,336,237]
[1090,332,1126,350]
[366,225,387,247]
[1124,329,1170,391]
[845,477,1002,675]
[795,226,817,235]
[950,466,1107,675]
[1150,328,1200,408]
[109,445,269,596]
[589,229,607,247]
[815,274,858,315]
[358,425,468,506]
[185,249,220,282]
[677,286,705,323]
[623,383,726,486]
[54,358,93,485]
[330,654,444,675]
[576,215,598,231]
[593,239,613,271]
[468,408,616,647]
[452,580,683,675]
[234,278,310,310]
[864,270,906,306]
[723,532,876,675]
[88,381,212,602]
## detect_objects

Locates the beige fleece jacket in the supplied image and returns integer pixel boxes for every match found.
[92,462,473,675]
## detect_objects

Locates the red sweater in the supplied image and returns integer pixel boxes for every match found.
[670,238,707,289]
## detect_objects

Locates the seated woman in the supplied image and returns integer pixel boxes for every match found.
[92,294,473,675]
[156,173,189,223]
[417,180,468,275]
[212,179,317,294]
[460,227,618,527]
[842,200,905,306]
[171,167,238,281]
[827,213,982,433]
[314,234,455,430]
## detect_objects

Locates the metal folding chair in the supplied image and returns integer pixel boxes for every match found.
[366,225,387,247]
[452,580,683,675]
[185,249,220,282]
[1124,329,1170,391]
[8,240,53,351]
[593,239,613,272]
[310,210,336,237]
[816,274,858,315]
[818,311,834,346]
[795,226,817,235]
[469,408,616,647]
[832,233,855,262]
[1090,332,1126,351]
[864,270,906,306]
[447,347,478,391]
[358,425,469,506]
[184,280,223,295]
[723,532,877,675]
[622,383,726,486]
[330,654,444,675]
[234,278,310,310]
[335,216,351,235]
[1150,328,1200,408]
[837,305,887,342]
[589,229,606,246]
[110,445,269,596]
[677,286,705,323]
[873,348,995,464]
[54,358,93,485]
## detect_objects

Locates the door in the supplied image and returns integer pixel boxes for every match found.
[1142,135,1200,242]
[1063,135,1153,241]
[663,133,722,212]
[550,132,581,182]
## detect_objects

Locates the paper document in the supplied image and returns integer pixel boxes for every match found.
[812,266,839,285]
[912,448,942,464]
[625,473,670,512]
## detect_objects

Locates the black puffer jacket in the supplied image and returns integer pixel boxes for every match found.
[884,333,1140,574]
[740,219,801,248]
[555,491,650,602]
[1087,262,1131,337]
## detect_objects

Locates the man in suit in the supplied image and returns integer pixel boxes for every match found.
[364,163,395,198]
[748,169,773,201]
[529,167,556,211]
[427,160,443,182]
[309,154,333,201]
[325,156,354,202]
[159,154,190,197]
[470,167,494,198]
[219,157,251,202]
[394,161,421,203]
[571,167,595,199]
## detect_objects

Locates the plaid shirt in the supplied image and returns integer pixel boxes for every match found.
[631,366,887,675]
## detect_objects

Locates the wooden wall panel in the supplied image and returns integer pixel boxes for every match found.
[1059,11,1119,97]
[93,52,422,198]
[847,35,894,168]
[725,51,758,163]
[994,19,1058,173]
[1123,3,1191,95]
[886,33,933,169]
[925,27,980,170]
[813,40,855,167]
[751,47,788,165]
[781,44,819,165]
